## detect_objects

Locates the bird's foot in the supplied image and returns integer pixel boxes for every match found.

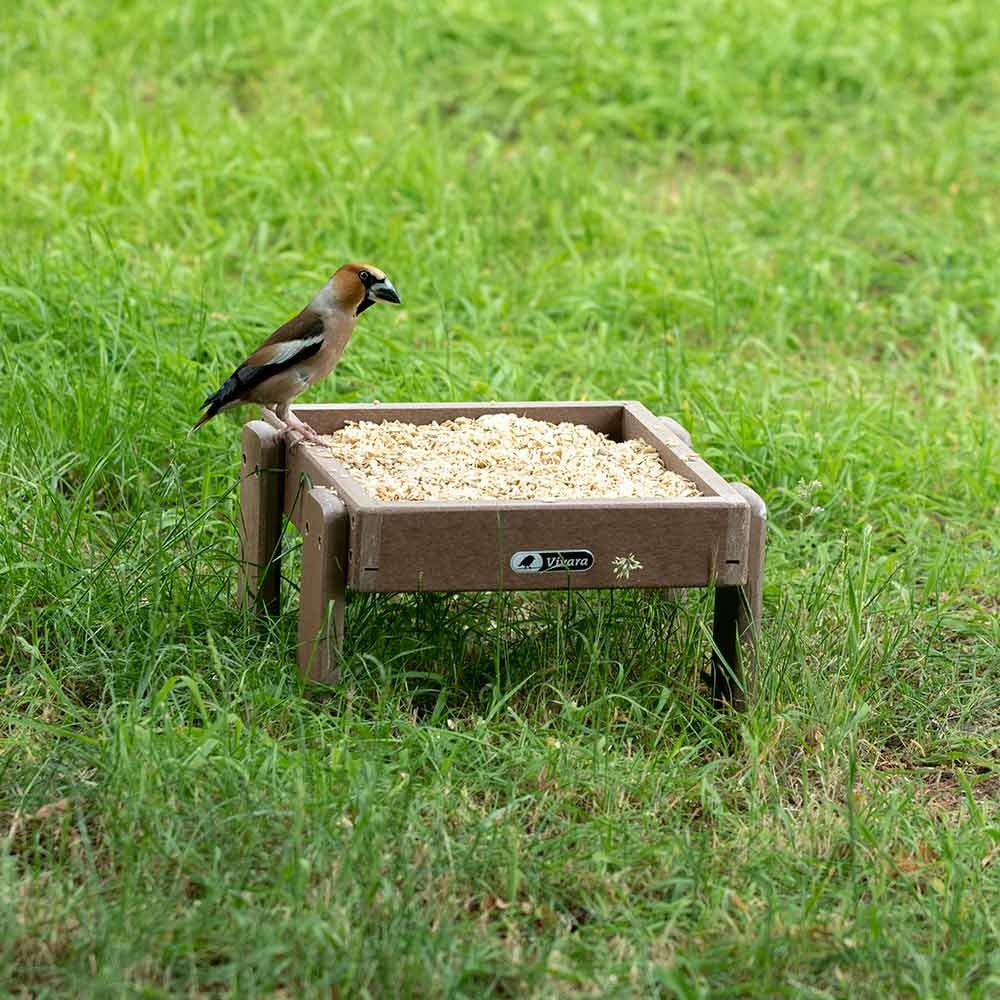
[282,412,327,450]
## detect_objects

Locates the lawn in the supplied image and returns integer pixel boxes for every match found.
[2,0,999,995]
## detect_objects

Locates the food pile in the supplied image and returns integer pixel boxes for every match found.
[322,413,700,502]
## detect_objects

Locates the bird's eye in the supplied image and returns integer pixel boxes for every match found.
[359,270,370,283]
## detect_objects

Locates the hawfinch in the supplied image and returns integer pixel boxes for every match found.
[191,262,400,443]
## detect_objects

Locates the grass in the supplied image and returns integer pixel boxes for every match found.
[1,0,999,994]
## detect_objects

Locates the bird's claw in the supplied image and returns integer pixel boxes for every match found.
[285,431,325,451]
[282,419,327,451]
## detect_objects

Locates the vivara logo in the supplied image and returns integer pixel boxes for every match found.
[510,550,594,574]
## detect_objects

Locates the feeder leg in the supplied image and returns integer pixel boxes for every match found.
[711,586,743,710]
[298,488,349,685]
[238,420,286,616]
[710,483,767,710]
[731,482,767,681]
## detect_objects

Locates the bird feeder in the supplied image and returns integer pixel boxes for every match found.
[237,401,766,709]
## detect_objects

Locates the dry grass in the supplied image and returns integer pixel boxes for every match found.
[321,414,700,502]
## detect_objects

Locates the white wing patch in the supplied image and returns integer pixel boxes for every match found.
[264,333,325,367]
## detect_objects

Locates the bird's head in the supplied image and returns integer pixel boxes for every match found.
[329,262,401,317]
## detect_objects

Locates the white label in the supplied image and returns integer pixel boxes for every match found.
[510,550,594,573]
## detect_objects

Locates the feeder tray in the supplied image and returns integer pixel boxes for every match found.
[238,401,766,709]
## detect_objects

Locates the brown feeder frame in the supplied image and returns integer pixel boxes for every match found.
[237,401,766,710]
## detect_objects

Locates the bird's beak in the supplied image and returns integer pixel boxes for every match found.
[370,277,401,304]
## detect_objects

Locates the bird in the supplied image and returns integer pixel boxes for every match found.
[190,262,400,444]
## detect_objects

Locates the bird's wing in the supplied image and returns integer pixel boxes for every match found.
[201,313,325,410]
[246,308,326,359]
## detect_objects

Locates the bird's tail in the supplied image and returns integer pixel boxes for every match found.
[189,372,244,437]
[188,408,216,436]
[188,389,224,437]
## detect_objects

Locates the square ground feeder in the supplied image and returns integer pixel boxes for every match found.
[237,401,766,709]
